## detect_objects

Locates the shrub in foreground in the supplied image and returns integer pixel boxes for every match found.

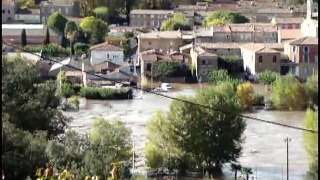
[271,74,308,110]
[80,87,133,100]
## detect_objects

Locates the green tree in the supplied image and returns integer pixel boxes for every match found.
[304,109,318,179]
[86,118,132,178]
[2,115,48,180]
[271,74,308,110]
[241,167,253,180]
[145,142,165,169]
[152,60,184,80]
[236,82,256,110]
[161,13,191,31]
[168,83,245,176]
[305,74,318,106]
[135,0,172,9]
[204,11,249,28]
[80,16,109,45]
[64,21,79,56]
[21,29,27,47]
[2,56,69,136]
[94,6,109,22]
[47,12,68,33]
[258,70,280,85]
[44,27,50,45]
[207,69,229,84]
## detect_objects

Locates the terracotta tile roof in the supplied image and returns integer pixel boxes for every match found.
[240,43,281,53]
[211,23,278,33]
[90,42,124,51]
[273,17,304,24]
[289,37,318,45]
[194,46,217,57]
[197,43,242,49]
[130,9,173,15]
[140,49,191,62]
[138,31,182,39]
[94,61,120,71]
[279,29,303,40]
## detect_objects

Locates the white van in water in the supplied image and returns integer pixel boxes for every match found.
[161,83,172,91]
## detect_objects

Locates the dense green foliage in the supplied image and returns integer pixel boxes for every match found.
[304,109,318,179]
[208,69,243,89]
[94,6,109,21]
[2,56,69,179]
[271,74,308,110]
[21,29,27,47]
[47,12,68,33]
[80,16,109,45]
[46,118,132,179]
[208,69,229,84]
[236,83,256,110]
[80,87,133,100]
[23,43,71,57]
[164,83,245,176]
[161,13,191,31]
[204,11,249,27]
[305,74,318,106]
[258,70,280,85]
[64,21,79,55]
[145,111,196,175]
[74,42,89,55]
[152,60,186,79]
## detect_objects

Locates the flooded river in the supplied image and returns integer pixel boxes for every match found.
[63,84,309,180]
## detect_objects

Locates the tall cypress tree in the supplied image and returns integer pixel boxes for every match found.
[44,27,50,45]
[21,29,27,47]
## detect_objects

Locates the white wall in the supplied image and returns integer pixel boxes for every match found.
[2,4,15,23]
[241,49,256,75]
[90,50,124,66]
[301,19,318,38]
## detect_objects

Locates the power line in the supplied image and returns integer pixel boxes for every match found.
[2,42,318,134]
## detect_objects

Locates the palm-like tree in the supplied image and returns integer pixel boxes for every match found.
[64,21,78,58]
[242,167,253,180]
[231,163,242,180]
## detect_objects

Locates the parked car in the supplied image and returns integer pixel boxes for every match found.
[161,83,172,91]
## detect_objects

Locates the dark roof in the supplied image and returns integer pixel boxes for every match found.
[94,61,120,71]
[90,42,124,51]
[2,24,60,37]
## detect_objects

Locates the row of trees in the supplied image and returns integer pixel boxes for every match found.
[46,12,108,55]
[160,11,249,31]
[145,82,247,177]
[2,56,133,179]
[20,27,51,47]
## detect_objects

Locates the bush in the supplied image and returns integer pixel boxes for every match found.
[61,83,74,98]
[271,74,308,110]
[23,43,70,57]
[236,82,256,110]
[305,74,318,106]
[79,87,133,100]
[259,70,280,85]
[208,69,229,84]
[74,42,89,56]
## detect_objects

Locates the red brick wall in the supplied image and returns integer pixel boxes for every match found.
[298,44,318,63]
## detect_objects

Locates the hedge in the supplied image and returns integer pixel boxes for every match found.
[79,87,133,100]
[22,43,70,57]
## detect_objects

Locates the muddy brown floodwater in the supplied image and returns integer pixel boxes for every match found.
[63,84,309,180]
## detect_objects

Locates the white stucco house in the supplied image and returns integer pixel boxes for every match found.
[90,42,124,66]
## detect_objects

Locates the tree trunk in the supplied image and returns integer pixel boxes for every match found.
[234,170,237,180]
[246,174,249,180]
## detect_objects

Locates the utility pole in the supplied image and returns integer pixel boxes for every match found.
[285,137,291,180]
